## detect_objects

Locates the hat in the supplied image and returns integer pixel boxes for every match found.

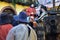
[13,15,19,21]
[19,12,28,23]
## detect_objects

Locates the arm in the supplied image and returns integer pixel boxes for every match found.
[6,29,14,40]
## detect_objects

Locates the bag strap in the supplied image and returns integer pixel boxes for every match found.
[27,27,31,37]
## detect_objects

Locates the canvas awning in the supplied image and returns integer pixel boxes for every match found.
[45,1,60,8]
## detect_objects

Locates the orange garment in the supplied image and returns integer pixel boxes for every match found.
[26,7,36,16]
[0,24,13,40]
[33,22,37,28]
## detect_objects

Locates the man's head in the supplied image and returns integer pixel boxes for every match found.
[19,11,29,23]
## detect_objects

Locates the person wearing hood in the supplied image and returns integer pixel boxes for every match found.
[6,11,37,40]
[0,12,13,40]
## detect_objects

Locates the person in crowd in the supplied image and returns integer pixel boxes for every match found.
[0,12,13,40]
[38,5,48,21]
[35,4,41,17]
[35,5,47,40]
[6,13,20,26]
[6,11,37,40]
[26,4,37,29]
[26,4,36,16]
[4,12,17,26]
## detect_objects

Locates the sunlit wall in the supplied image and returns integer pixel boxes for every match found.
[0,1,28,14]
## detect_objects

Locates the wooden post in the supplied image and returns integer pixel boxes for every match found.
[53,0,55,9]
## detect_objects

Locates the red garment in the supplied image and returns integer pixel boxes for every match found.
[0,24,13,40]
[26,7,36,16]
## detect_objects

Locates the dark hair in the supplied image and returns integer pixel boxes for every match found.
[50,19,55,25]
[34,14,38,18]
[19,21,28,24]
[41,5,47,11]
[0,12,12,25]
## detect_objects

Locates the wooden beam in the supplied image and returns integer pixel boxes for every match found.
[53,0,55,9]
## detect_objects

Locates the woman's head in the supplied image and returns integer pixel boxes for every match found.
[0,12,13,25]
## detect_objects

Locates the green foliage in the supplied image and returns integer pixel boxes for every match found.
[12,0,16,8]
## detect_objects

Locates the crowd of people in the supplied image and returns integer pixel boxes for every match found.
[0,3,48,40]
